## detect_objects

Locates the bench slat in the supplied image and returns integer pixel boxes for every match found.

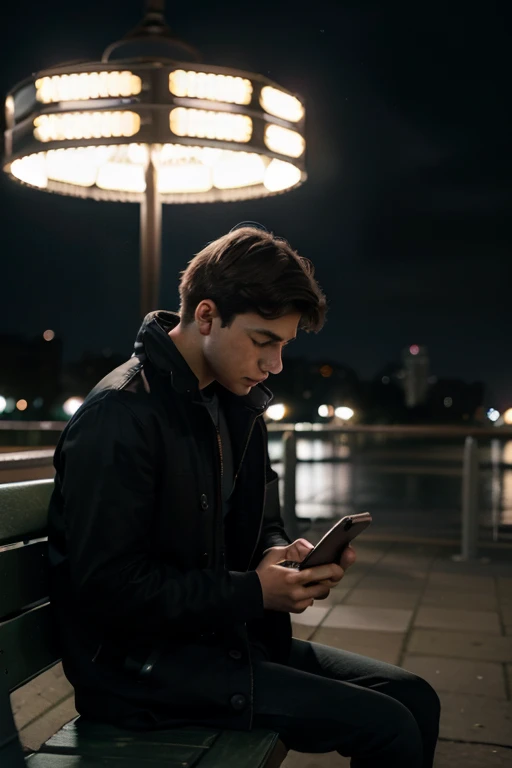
[197,729,282,768]
[0,604,60,692]
[0,480,53,546]
[40,718,219,763]
[0,541,49,620]
[43,718,219,751]
[27,754,189,766]
[39,741,209,765]
[37,722,281,767]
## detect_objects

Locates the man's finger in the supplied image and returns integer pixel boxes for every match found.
[285,538,315,562]
[298,563,344,584]
[293,538,315,553]
[340,545,357,570]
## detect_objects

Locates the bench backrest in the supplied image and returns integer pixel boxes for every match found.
[0,480,59,695]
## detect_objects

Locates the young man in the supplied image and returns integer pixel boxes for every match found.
[48,224,440,767]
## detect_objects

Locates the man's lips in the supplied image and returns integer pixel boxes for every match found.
[244,376,267,385]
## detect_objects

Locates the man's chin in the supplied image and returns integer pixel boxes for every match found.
[222,380,251,396]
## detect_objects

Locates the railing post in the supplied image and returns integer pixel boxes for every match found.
[490,438,501,543]
[282,430,300,541]
[453,436,480,561]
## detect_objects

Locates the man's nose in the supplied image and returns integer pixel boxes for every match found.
[262,348,283,375]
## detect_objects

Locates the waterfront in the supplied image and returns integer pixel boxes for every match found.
[268,436,512,545]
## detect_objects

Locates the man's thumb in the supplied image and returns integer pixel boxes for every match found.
[262,546,288,564]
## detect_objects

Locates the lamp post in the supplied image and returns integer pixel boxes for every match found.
[3,0,307,318]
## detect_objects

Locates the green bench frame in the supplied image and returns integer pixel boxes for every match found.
[0,479,286,767]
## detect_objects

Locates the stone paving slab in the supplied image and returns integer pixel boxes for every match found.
[344,588,419,610]
[290,605,331,626]
[318,588,352,605]
[282,749,349,767]
[11,664,74,729]
[310,627,404,665]
[427,573,496,594]
[498,578,512,596]
[281,741,512,767]
[366,564,428,581]
[375,554,433,571]
[282,751,349,767]
[421,589,499,611]
[10,664,77,752]
[432,742,512,767]
[292,624,316,641]
[402,654,507,698]
[428,558,485,574]
[407,629,512,662]
[331,569,368,590]
[355,574,425,593]
[439,691,512,747]
[385,542,439,555]
[17,695,77,752]
[348,547,387,566]
[322,605,413,633]
[491,566,512,577]
[414,607,502,634]
[502,606,512,626]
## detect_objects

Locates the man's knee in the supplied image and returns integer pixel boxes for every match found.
[349,696,423,765]
[407,674,441,722]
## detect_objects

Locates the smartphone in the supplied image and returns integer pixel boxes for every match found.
[282,512,372,570]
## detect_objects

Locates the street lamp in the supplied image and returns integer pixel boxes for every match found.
[266,403,287,421]
[2,0,307,318]
[334,406,354,421]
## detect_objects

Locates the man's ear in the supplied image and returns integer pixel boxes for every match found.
[195,300,218,336]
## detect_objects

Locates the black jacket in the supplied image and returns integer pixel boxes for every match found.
[47,311,292,731]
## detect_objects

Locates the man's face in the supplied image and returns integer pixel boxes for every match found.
[202,310,300,395]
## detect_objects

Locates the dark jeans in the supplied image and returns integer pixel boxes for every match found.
[251,639,440,768]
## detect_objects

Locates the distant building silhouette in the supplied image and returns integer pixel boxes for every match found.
[0,332,63,418]
[62,349,128,397]
[427,378,484,422]
[402,344,429,408]
[270,356,362,422]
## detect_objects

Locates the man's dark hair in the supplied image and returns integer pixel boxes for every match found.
[179,227,327,331]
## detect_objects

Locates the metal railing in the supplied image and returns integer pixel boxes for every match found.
[2,420,512,560]
[0,420,64,449]
[267,423,512,561]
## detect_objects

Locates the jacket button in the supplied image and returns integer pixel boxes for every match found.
[230,693,247,711]
[229,649,242,660]
[200,494,209,510]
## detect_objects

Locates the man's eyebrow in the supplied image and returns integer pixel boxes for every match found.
[249,328,296,343]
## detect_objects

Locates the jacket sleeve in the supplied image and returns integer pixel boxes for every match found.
[58,393,264,641]
[250,421,292,566]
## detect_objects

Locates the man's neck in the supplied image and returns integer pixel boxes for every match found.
[168,323,214,390]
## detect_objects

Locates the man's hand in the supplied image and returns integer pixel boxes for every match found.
[261,539,357,577]
[261,538,315,566]
[255,542,357,614]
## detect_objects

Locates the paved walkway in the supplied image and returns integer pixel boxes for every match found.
[282,530,512,767]
[11,535,512,767]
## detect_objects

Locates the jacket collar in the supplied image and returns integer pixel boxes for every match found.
[133,310,273,414]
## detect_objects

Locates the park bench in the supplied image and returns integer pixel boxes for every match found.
[0,478,287,768]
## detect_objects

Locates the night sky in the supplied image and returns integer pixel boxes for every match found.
[1,2,510,409]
